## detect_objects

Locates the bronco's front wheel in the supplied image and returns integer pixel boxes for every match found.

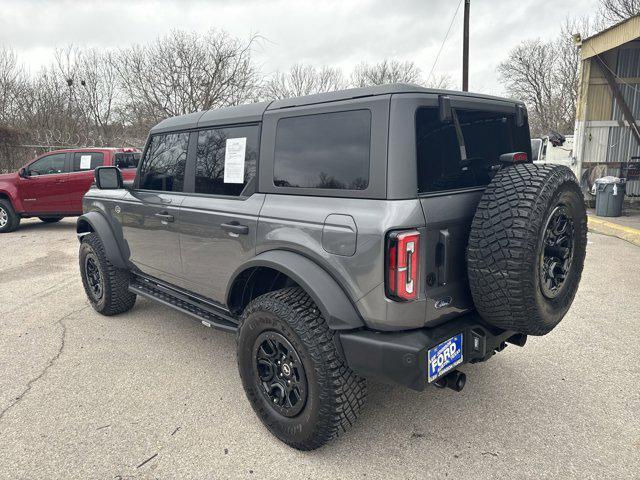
[79,233,136,315]
[237,287,366,450]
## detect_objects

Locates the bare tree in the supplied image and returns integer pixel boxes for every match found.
[555,18,591,131]
[425,73,453,89]
[263,64,345,99]
[115,29,260,127]
[498,40,557,135]
[75,50,119,140]
[498,17,591,137]
[350,59,422,87]
[598,0,640,25]
[0,46,28,124]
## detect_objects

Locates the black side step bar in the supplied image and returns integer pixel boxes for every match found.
[129,274,238,333]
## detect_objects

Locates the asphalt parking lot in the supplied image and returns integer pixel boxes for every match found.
[0,218,638,479]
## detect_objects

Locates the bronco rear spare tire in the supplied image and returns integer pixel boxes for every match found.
[467,163,587,336]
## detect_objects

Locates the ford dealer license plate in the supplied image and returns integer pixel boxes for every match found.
[427,333,463,383]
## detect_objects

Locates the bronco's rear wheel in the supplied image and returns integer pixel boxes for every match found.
[237,287,366,450]
[467,164,587,336]
[79,233,136,315]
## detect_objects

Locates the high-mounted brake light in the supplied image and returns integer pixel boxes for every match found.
[499,151,528,164]
[386,230,420,301]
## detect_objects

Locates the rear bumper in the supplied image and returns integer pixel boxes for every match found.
[338,311,522,391]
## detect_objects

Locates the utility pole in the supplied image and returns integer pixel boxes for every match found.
[462,0,470,91]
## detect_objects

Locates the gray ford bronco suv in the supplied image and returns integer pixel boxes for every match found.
[77,84,587,450]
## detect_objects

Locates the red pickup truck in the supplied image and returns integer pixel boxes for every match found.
[0,148,140,233]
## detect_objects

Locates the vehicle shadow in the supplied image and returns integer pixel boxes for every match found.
[17,217,78,233]
[127,297,537,457]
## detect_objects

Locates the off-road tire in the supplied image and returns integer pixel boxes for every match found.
[0,199,20,233]
[39,216,63,223]
[467,164,587,336]
[79,232,136,315]
[237,287,367,450]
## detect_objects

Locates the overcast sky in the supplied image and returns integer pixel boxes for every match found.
[1,0,599,95]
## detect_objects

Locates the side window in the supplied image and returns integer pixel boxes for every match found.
[28,153,66,176]
[416,107,530,193]
[194,125,259,196]
[114,152,141,169]
[274,110,371,190]
[72,152,104,172]
[138,133,189,192]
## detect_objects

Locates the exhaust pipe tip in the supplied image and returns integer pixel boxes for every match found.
[433,370,466,392]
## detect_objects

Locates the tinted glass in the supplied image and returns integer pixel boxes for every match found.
[28,153,66,175]
[274,110,371,190]
[416,107,531,193]
[72,152,104,171]
[138,133,188,192]
[195,125,259,196]
[114,152,141,169]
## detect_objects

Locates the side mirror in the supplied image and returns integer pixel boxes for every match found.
[18,167,29,178]
[94,166,123,190]
[439,95,453,123]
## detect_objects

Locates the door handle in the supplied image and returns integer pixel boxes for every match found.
[221,222,249,235]
[155,212,175,223]
[437,229,450,286]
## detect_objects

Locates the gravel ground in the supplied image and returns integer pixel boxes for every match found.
[0,217,638,479]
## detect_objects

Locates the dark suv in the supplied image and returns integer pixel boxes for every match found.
[76,84,587,450]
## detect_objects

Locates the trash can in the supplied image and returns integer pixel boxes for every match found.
[593,176,626,217]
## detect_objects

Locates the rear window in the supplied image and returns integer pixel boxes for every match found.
[274,110,371,190]
[194,124,259,196]
[115,152,141,169]
[416,107,531,193]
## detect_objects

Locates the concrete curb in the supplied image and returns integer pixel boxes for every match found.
[588,216,640,247]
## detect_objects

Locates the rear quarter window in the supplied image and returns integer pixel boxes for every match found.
[274,110,371,190]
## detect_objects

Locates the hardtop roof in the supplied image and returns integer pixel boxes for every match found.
[150,83,522,134]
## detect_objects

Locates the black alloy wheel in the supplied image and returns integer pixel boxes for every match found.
[539,205,575,299]
[84,253,104,302]
[253,331,308,418]
[237,287,367,450]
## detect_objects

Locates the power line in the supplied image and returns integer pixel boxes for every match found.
[428,0,463,83]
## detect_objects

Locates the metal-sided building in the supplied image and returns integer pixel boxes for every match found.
[574,14,640,198]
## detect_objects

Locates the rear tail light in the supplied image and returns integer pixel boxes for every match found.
[386,230,420,301]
